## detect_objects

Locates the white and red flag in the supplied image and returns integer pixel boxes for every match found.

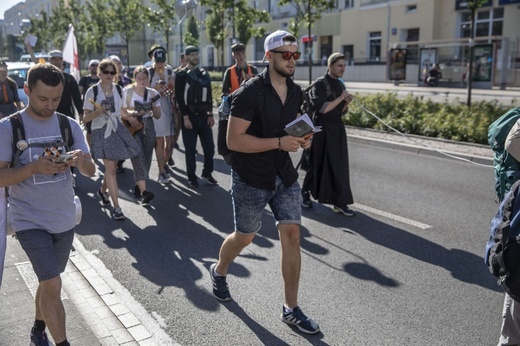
[62,24,80,81]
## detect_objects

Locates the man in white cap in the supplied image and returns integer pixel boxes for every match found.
[209,30,320,334]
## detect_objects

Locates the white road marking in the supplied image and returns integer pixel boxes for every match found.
[353,203,431,230]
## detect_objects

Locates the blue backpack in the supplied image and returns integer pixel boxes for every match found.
[488,108,520,202]
[485,180,520,301]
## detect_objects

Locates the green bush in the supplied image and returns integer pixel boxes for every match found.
[346,92,516,145]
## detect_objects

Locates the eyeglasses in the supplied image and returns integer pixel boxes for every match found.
[90,64,99,67]
[101,70,116,75]
[270,50,301,61]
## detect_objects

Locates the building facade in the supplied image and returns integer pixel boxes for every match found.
[3,0,520,86]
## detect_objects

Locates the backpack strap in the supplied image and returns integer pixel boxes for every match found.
[115,84,123,98]
[93,84,98,103]
[9,112,73,167]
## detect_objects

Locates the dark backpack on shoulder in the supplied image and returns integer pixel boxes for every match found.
[301,76,333,120]
[217,76,264,165]
[488,108,520,202]
[486,180,520,302]
[9,112,74,167]
[184,68,212,114]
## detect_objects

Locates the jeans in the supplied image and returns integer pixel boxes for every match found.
[181,114,215,182]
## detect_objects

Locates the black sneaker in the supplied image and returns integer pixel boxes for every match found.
[281,306,320,334]
[210,263,232,301]
[30,327,51,346]
[202,174,218,185]
[301,190,312,208]
[168,157,175,166]
[333,205,356,217]
[98,189,111,206]
[188,179,199,188]
[112,207,125,220]
[133,184,141,198]
[141,190,155,204]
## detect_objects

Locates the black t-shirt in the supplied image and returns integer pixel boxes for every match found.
[229,68,302,191]
[78,75,100,96]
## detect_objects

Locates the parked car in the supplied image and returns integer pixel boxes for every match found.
[19,53,50,63]
[6,61,33,107]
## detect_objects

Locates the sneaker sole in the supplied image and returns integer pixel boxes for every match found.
[333,209,355,217]
[280,314,321,334]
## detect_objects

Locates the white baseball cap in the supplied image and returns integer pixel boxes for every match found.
[262,30,297,63]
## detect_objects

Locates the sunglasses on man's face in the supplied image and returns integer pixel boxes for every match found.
[270,50,301,61]
[102,70,116,75]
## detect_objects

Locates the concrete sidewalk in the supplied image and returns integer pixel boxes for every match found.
[0,236,162,345]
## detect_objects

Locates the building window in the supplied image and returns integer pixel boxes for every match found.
[459,7,503,38]
[406,5,417,13]
[342,45,354,65]
[406,28,419,64]
[344,0,355,8]
[320,36,333,63]
[368,31,381,61]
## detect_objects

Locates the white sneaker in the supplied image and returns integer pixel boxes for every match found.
[158,173,169,184]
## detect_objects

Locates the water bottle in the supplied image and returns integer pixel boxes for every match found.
[218,95,230,122]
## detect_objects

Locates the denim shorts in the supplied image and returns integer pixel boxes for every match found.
[16,228,75,282]
[231,170,301,234]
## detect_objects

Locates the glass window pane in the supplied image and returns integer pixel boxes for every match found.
[493,8,504,19]
[461,12,472,22]
[460,24,471,38]
[492,21,503,36]
[476,22,489,37]
[477,10,490,20]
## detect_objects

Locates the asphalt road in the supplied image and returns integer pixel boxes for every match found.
[70,128,502,345]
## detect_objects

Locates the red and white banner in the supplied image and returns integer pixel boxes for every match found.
[62,24,80,82]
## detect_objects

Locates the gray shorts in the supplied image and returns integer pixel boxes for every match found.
[16,228,74,282]
[231,171,301,234]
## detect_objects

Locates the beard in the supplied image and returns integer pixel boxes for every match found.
[273,63,294,78]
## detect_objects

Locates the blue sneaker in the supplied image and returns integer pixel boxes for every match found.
[30,327,52,346]
[281,306,320,334]
[210,263,231,301]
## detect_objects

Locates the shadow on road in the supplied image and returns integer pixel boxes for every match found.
[301,202,500,292]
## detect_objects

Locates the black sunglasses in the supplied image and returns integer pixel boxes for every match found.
[102,70,116,75]
[270,50,301,61]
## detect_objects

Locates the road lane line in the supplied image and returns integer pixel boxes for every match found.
[353,203,431,230]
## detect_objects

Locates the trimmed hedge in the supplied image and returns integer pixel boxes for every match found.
[346,92,518,145]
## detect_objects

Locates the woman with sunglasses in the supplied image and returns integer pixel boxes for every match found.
[83,59,141,220]
[121,66,161,204]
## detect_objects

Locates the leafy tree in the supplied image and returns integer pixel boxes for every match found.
[84,0,116,58]
[108,0,147,66]
[201,0,271,70]
[143,0,177,54]
[25,11,52,52]
[184,15,200,47]
[466,0,487,107]
[277,0,335,84]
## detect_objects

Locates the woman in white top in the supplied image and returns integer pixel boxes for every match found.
[83,59,140,220]
[121,66,161,204]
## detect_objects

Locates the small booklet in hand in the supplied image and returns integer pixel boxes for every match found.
[134,101,153,112]
[284,113,322,138]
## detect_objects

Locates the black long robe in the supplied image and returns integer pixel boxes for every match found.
[303,74,354,206]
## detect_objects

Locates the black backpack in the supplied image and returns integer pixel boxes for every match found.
[301,76,333,120]
[217,76,264,165]
[485,180,520,302]
[9,112,74,167]
[184,68,212,114]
